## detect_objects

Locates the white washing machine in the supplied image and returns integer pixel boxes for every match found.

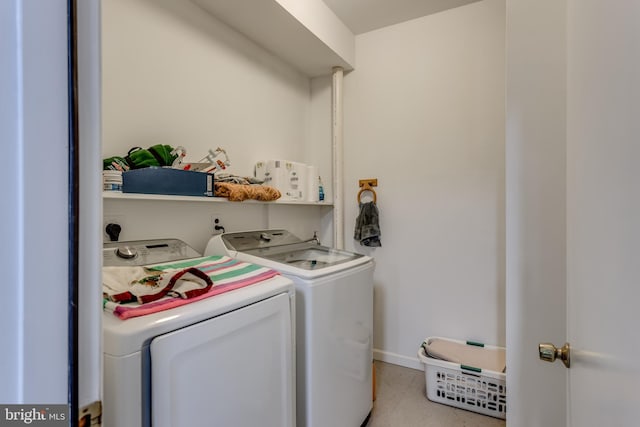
[205,230,374,427]
[102,238,296,427]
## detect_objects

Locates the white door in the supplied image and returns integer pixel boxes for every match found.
[1,0,71,404]
[506,0,568,424]
[507,1,640,426]
[565,1,640,425]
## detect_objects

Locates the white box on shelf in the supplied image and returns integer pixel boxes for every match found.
[255,160,308,201]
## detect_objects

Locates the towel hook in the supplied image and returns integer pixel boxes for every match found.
[357,179,378,204]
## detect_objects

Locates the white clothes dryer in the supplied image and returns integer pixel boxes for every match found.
[102,238,296,427]
[205,230,374,427]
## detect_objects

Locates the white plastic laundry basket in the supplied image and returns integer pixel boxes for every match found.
[418,337,506,419]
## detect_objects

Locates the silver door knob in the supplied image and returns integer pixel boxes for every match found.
[538,342,571,368]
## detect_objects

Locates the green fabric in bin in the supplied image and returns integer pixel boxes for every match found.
[103,145,178,171]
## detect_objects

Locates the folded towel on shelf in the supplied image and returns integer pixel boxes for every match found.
[214,182,281,201]
[354,201,382,247]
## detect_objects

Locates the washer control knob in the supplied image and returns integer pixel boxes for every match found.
[260,233,271,242]
[116,246,137,259]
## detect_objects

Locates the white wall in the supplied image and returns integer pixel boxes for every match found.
[103,0,506,370]
[104,198,330,251]
[103,0,312,173]
[339,0,506,368]
[102,0,330,250]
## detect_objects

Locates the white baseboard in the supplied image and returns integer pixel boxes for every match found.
[373,349,423,371]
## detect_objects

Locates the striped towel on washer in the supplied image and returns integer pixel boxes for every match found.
[103,256,280,320]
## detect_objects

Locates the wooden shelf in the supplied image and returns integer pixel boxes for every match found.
[103,191,332,206]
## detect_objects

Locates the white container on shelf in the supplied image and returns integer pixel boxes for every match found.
[255,160,308,201]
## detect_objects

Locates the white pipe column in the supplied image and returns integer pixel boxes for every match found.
[332,66,344,249]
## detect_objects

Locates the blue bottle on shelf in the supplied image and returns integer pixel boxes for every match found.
[318,176,325,202]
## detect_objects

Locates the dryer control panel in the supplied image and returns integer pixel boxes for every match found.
[103,238,202,267]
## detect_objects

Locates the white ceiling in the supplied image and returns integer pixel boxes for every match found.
[322,0,482,34]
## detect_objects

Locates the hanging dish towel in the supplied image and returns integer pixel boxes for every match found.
[354,201,382,247]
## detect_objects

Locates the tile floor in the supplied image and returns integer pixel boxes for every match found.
[367,361,506,427]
